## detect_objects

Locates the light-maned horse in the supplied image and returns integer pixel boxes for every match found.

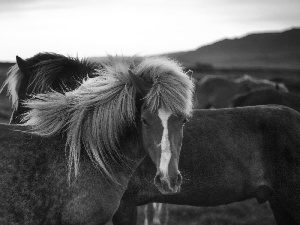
[193,74,288,109]
[144,74,291,225]
[0,53,194,225]
[6,53,300,225]
[229,88,300,112]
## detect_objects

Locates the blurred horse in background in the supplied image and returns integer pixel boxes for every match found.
[0,53,194,225]
[193,74,288,109]
[229,88,300,112]
[5,54,300,225]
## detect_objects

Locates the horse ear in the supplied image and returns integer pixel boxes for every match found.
[128,69,151,96]
[16,56,30,76]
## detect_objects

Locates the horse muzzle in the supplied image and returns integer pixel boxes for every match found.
[154,172,182,194]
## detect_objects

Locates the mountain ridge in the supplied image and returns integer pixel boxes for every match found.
[166,28,300,70]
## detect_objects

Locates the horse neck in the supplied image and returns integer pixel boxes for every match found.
[125,155,157,198]
[109,124,147,183]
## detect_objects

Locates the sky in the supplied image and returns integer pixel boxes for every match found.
[0,0,299,62]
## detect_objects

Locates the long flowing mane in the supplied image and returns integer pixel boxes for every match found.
[136,57,194,116]
[22,56,194,180]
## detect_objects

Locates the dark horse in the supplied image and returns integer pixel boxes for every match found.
[5,53,300,225]
[0,54,194,224]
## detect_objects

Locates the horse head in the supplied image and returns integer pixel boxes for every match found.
[140,104,185,194]
[128,58,193,194]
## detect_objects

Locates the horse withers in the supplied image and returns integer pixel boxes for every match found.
[0,54,194,225]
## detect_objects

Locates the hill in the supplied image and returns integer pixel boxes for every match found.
[166,28,300,70]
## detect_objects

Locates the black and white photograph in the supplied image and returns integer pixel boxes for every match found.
[0,0,300,224]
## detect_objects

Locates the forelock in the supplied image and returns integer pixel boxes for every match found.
[134,57,194,116]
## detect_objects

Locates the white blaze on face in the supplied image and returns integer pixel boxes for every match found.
[158,108,172,179]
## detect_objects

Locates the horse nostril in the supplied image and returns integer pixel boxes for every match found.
[176,173,182,186]
[154,173,162,186]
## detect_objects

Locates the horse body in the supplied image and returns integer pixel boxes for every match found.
[194,74,288,109]
[113,106,300,225]
[0,123,143,225]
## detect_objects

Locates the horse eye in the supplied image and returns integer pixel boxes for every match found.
[141,118,150,126]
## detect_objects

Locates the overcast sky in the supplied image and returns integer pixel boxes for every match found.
[0,0,299,61]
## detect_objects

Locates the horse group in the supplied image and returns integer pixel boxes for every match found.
[1,53,300,225]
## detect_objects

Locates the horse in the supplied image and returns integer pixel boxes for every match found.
[229,88,300,112]
[5,54,300,225]
[143,74,290,224]
[193,74,288,109]
[0,53,194,225]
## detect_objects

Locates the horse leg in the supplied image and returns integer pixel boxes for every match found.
[144,205,149,225]
[269,197,299,225]
[145,203,169,225]
[111,200,137,225]
[157,204,169,225]
[144,203,156,225]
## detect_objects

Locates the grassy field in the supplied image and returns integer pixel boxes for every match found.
[1,63,300,225]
